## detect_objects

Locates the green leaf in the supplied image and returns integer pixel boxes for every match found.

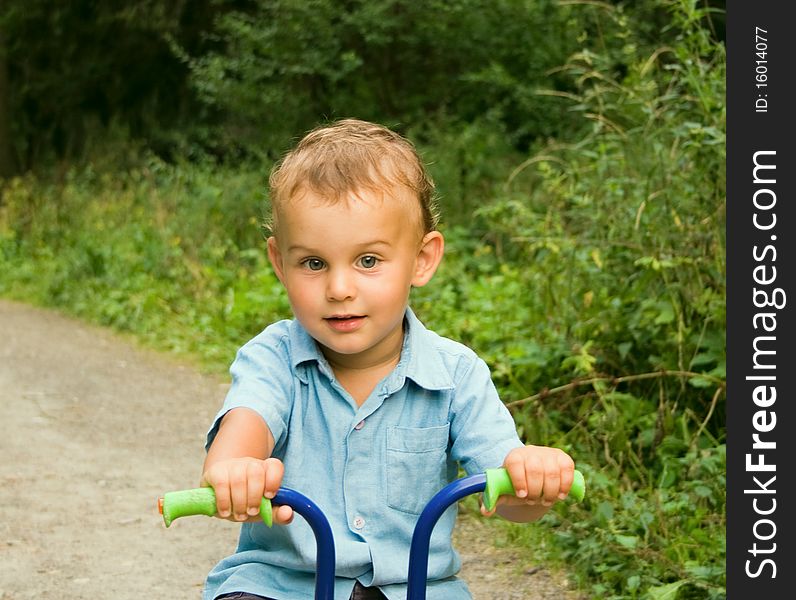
[627,575,641,592]
[688,376,713,388]
[654,301,675,325]
[614,534,639,549]
[692,485,713,499]
[595,501,614,524]
[689,352,715,367]
[646,580,687,600]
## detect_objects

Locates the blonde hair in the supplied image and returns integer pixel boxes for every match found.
[268,119,439,235]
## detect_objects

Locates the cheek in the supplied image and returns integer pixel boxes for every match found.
[284,277,319,309]
[365,269,413,301]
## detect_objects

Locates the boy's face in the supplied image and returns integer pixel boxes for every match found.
[267,188,444,370]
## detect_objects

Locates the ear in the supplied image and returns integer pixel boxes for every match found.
[267,236,287,285]
[412,231,445,287]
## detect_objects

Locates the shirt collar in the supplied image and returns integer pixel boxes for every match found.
[287,319,327,384]
[396,307,455,392]
[287,307,455,392]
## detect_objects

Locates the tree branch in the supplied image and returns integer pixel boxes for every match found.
[505,369,726,410]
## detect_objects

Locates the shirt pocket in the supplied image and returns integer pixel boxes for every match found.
[386,423,451,515]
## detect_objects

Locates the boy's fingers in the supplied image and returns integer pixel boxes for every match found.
[203,470,232,518]
[242,504,289,524]
[273,504,294,525]
[558,456,575,500]
[263,457,284,499]
[502,446,577,508]
[540,459,561,505]
[217,487,233,518]
[504,459,530,501]
[523,455,544,502]
[228,462,250,520]
[246,461,266,516]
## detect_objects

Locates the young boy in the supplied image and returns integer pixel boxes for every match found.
[201,119,575,600]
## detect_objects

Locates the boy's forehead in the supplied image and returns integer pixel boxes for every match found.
[273,186,424,247]
[281,184,423,223]
[276,195,414,248]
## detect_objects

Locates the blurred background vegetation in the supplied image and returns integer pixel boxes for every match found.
[0,0,725,598]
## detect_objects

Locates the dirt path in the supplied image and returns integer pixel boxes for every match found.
[0,299,582,600]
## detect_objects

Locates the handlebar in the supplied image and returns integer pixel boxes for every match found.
[483,467,585,511]
[159,487,336,600]
[158,467,585,600]
[406,468,585,600]
[158,487,274,528]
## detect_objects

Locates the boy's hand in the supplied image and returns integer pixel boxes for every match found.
[483,445,575,521]
[200,457,294,525]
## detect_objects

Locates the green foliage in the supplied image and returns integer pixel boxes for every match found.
[0,0,217,170]
[183,0,580,156]
[410,2,726,597]
[496,443,725,599]
[0,157,290,369]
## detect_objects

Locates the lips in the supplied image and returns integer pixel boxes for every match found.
[324,315,366,332]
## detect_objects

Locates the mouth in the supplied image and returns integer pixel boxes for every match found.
[324,315,366,332]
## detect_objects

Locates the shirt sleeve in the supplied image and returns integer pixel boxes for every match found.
[447,356,524,475]
[205,325,295,453]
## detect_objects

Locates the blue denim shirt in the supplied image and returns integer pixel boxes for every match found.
[203,308,523,600]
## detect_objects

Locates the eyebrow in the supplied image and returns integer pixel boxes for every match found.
[287,240,393,253]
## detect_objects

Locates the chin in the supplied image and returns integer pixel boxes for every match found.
[324,340,370,356]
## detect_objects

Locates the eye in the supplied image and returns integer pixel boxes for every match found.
[303,258,325,271]
[359,255,379,269]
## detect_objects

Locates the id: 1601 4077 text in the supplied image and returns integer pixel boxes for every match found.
[755,27,768,113]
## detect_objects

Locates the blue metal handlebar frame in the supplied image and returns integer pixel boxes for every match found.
[163,474,501,599]
[279,474,488,600]
[275,474,487,600]
[179,474,489,599]
[271,488,336,600]
[406,473,488,600]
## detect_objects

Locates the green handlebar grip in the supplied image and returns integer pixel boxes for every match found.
[159,487,273,528]
[483,468,586,512]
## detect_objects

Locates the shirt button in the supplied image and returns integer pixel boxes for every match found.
[353,516,366,530]
[354,420,365,430]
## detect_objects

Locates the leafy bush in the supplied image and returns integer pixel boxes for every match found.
[429,1,726,597]
[0,157,290,367]
[181,0,579,156]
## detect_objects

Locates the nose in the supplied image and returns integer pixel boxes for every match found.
[326,267,356,302]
